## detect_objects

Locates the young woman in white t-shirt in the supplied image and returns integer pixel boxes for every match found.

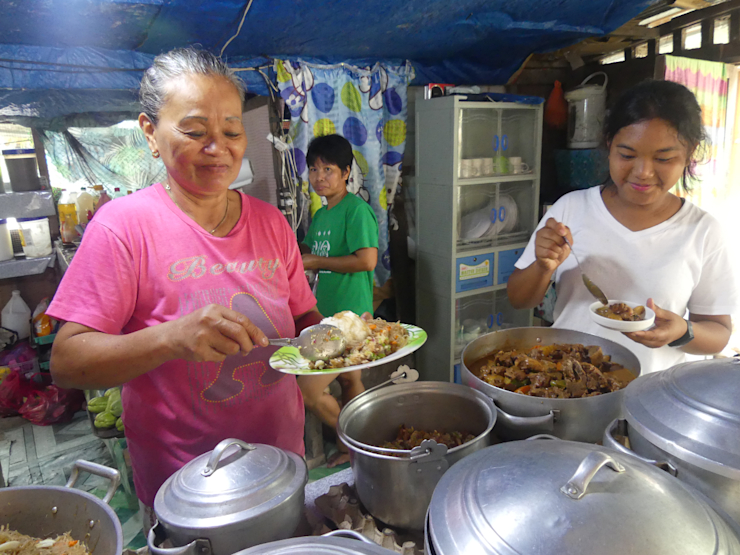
[508,80,737,373]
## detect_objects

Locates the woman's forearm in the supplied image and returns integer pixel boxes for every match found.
[507,264,555,309]
[51,322,175,390]
[681,316,732,355]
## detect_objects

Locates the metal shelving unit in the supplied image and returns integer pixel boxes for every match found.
[0,190,57,279]
[415,95,543,382]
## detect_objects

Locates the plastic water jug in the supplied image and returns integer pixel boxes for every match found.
[564,72,608,149]
[2,290,31,340]
[76,187,95,225]
[58,190,80,243]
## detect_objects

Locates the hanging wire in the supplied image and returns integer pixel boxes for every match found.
[220,0,256,57]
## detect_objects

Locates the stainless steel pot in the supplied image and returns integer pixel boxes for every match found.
[461,327,641,442]
[234,530,395,554]
[0,460,122,554]
[337,369,496,531]
[426,439,740,554]
[603,357,740,524]
[148,438,307,555]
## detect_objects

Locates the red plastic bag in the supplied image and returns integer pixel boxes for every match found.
[0,370,39,417]
[19,385,85,426]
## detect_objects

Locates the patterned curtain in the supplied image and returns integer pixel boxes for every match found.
[275,60,414,286]
[664,56,730,213]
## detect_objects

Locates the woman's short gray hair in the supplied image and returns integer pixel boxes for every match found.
[139,47,246,123]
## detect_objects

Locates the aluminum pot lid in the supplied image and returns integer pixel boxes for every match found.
[622,358,740,478]
[427,439,740,555]
[154,439,307,527]
[235,534,395,554]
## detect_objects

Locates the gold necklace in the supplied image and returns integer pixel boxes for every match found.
[166,184,230,235]
[209,196,230,234]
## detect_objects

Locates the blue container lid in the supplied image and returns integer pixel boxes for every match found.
[2,149,35,156]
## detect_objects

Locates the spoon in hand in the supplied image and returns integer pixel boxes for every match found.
[268,324,347,362]
[563,237,609,305]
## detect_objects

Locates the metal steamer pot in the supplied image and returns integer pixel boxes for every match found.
[336,369,496,531]
[425,439,740,555]
[0,460,122,555]
[233,530,395,554]
[603,357,740,524]
[461,327,641,442]
[148,439,307,555]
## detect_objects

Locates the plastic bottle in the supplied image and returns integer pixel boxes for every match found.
[76,187,95,225]
[2,290,31,340]
[95,189,112,213]
[544,80,568,130]
[58,190,80,243]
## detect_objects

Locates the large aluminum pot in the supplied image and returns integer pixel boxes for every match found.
[0,460,122,554]
[461,327,640,442]
[234,530,395,554]
[426,439,740,554]
[604,357,740,524]
[337,369,496,531]
[149,439,307,555]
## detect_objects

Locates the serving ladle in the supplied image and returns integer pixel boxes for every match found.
[563,237,609,306]
[268,324,347,362]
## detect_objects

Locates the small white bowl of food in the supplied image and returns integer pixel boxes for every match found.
[589,300,656,332]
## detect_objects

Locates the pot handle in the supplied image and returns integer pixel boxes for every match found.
[495,405,559,431]
[148,521,212,555]
[324,529,376,545]
[202,438,256,477]
[561,451,625,500]
[603,419,678,476]
[65,460,121,505]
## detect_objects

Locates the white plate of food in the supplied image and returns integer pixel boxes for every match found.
[270,311,427,375]
[589,300,656,332]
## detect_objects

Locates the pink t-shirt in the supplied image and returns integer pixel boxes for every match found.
[47,184,315,506]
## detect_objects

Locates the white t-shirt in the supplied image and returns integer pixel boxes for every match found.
[515,186,739,374]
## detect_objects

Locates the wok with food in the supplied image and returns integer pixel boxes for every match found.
[309,311,409,370]
[461,327,641,442]
[472,342,636,399]
[0,529,90,555]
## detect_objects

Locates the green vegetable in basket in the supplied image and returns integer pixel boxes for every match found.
[104,387,119,398]
[87,396,109,414]
[116,417,124,432]
[108,396,123,417]
[94,411,117,429]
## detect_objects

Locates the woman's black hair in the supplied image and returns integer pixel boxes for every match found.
[306,134,354,174]
[604,79,708,193]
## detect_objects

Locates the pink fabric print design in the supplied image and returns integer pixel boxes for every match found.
[200,292,287,402]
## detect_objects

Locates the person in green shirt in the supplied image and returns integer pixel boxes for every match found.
[299,134,379,466]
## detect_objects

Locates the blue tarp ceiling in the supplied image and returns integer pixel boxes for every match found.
[0,0,658,121]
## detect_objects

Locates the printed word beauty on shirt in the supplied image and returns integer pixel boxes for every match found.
[168,255,280,281]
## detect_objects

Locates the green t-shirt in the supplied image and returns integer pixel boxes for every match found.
[304,193,379,317]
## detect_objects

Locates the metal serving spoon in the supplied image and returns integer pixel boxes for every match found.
[268,324,347,362]
[563,237,609,305]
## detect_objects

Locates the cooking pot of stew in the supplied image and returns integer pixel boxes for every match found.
[0,460,122,555]
[337,368,496,531]
[461,327,640,443]
[603,357,740,525]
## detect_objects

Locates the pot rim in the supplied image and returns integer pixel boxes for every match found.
[337,381,496,461]
[461,327,641,404]
[0,484,124,552]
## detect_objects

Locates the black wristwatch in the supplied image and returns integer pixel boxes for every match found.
[668,319,694,347]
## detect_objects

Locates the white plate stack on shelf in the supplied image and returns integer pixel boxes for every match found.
[460,194,519,240]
